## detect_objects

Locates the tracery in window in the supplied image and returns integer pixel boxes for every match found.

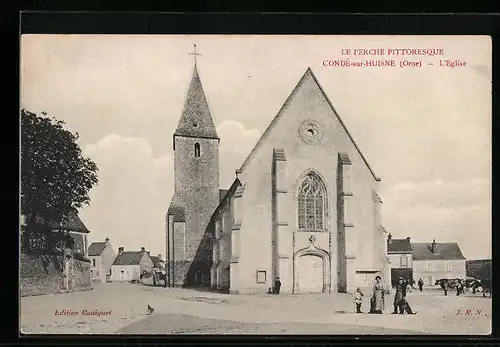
[298,172,326,230]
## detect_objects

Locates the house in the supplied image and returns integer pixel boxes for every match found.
[150,254,165,270]
[411,239,466,286]
[165,60,390,293]
[20,209,93,295]
[21,208,91,258]
[387,234,413,286]
[110,247,154,282]
[88,237,116,283]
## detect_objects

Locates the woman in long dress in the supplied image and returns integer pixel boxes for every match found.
[372,275,385,314]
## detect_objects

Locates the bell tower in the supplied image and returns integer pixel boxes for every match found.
[166,45,220,287]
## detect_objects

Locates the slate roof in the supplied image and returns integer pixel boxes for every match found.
[112,251,145,266]
[212,178,242,219]
[219,189,229,202]
[88,242,107,256]
[150,256,164,268]
[411,242,466,261]
[174,64,219,140]
[167,198,186,222]
[388,239,413,254]
[26,209,90,233]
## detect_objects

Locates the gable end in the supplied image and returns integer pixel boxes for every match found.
[238,67,380,181]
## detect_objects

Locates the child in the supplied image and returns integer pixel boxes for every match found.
[353,287,364,313]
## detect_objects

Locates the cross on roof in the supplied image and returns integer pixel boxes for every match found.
[189,44,202,66]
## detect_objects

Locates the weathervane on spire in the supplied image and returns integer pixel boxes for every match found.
[189,44,202,67]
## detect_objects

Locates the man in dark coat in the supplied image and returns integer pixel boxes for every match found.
[437,279,448,296]
[392,278,405,314]
[275,277,282,294]
[456,279,463,296]
[418,278,424,292]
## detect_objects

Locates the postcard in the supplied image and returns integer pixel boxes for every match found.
[20,34,491,335]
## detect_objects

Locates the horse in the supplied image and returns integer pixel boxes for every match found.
[464,278,481,294]
[480,278,492,298]
[461,278,492,298]
[435,278,461,295]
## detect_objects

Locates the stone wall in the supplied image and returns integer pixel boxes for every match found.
[20,254,92,297]
[170,260,211,287]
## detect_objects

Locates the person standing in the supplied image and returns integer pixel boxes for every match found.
[456,279,462,296]
[406,279,412,294]
[274,277,282,294]
[418,278,424,292]
[372,276,385,314]
[392,277,405,314]
[460,280,466,295]
[438,279,448,296]
[353,287,364,313]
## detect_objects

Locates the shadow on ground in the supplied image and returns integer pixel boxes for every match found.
[117,313,424,335]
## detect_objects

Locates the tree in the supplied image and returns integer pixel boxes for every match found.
[21,109,99,253]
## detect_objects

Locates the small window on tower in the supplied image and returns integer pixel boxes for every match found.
[193,122,198,127]
[194,143,201,157]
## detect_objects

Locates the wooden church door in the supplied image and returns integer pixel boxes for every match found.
[298,254,324,293]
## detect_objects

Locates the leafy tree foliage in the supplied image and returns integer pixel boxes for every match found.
[21,109,98,253]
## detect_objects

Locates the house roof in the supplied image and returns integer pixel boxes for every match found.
[88,242,107,256]
[388,239,413,254]
[27,208,90,233]
[238,67,379,181]
[112,251,146,266]
[174,64,219,140]
[212,178,242,220]
[411,242,466,261]
[167,197,186,222]
[150,256,164,267]
[219,189,229,202]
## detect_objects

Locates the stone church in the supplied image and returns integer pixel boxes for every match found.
[166,59,390,294]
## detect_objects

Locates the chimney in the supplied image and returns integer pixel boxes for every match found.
[158,254,162,260]
[105,237,109,244]
[387,233,393,244]
[406,237,410,241]
[141,247,146,253]
[431,239,436,253]
[118,247,124,255]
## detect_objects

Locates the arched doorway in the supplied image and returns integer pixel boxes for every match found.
[293,244,331,293]
[297,254,324,293]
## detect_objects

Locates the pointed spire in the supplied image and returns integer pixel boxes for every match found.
[174,61,219,139]
[189,44,202,67]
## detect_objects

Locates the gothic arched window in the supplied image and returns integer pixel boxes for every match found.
[194,143,201,157]
[298,172,326,231]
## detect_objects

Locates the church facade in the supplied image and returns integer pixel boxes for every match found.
[166,62,390,294]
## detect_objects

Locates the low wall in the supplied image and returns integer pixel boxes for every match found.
[20,254,92,297]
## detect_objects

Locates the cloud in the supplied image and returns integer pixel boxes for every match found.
[22,36,490,261]
[79,134,173,256]
[78,123,260,256]
[217,120,260,188]
[382,178,491,260]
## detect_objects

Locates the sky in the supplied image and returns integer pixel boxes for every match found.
[20,35,491,260]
